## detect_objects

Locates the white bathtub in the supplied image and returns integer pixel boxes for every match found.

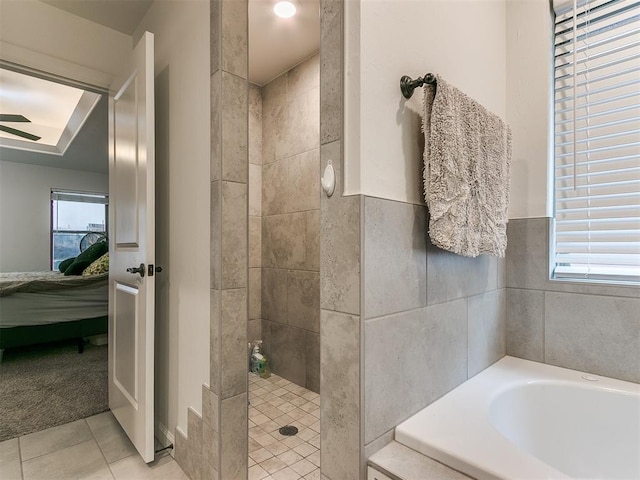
[395,356,640,480]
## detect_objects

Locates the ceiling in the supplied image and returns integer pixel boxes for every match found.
[39,0,153,35]
[248,0,320,86]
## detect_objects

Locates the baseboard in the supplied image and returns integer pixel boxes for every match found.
[155,420,175,458]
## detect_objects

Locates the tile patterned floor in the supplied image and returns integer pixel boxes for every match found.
[248,373,320,480]
[0,412,187,480]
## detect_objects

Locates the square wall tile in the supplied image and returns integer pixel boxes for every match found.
[505,217,549,290]
[506,288,544,362]
[321,310,360,479]
[287,270,320,333]
[364,197,427,319]
[545,292,640,383]
[220,393,248,479]
[221,0,247,78]
[468,290,506,377]
[249,267,262,320]
[221,288,248,398]
[221,181,247,288]
[364,300,467,443]
[221,72,248,183]
[427,238,498,306]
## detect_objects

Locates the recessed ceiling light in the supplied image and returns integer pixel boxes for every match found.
[274,1,296,18]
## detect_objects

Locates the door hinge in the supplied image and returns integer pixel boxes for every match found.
[148,264,154,277]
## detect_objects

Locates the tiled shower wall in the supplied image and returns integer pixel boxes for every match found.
[506,217,640,384]
[361,197,507,458]
[248,55,321,393]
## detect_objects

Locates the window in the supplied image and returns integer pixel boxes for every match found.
[51,190,108,270]
[552,0,640,283]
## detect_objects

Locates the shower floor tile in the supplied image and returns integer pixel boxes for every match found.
[249,373,320,480]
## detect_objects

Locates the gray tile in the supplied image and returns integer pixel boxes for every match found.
[249,84,263,166]
[262,321,306,387]
[86,412,137,464]
[19,418,93,461]
[109,452,189,480]
[0,438,21,480]
[305,210,320,271]
[506,288,544,362]
[221,0,247,78]
[202,386,219,433]
[369,442,473,480]
[288,54,320,99]
[249,216,262,268]
[363,429,394,463]
[320,141,360,315]
[287,149,320,213]
[426,237,498,305]
[505,217,549,290]
[262,268,287,323]
[364,197,427,319]
[262,159,288,216]
[249,267,262,320]
[468,290,506,378]
[364,300,467,443]
[287,87,320,158]
[545,292,640,383]
[211,71,221,182]
[263,213,307,269]
[211,180,221,290]
[210,289,221,394]
[220,393,248,479]
[202,421,219,474]
[320,0,343,145]
[287,270,320,333]
[320,310,360,479]
[187,409,204,475]
[248,318,262,344]
[305,330,321,393]
[22,440,112,480]
[221,72,248,183]
[221,288,248,398]
[249,164,262,216]
[221,181,247,288]
[210,0,220,73]
[174,429,200,480]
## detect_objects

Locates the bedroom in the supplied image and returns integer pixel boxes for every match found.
[0,69,111,441]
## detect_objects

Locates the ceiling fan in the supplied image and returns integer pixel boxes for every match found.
[0,114,41,141]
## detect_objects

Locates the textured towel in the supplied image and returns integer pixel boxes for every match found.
[422,75,512,258]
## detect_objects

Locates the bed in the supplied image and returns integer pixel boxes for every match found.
[0,271,108,355]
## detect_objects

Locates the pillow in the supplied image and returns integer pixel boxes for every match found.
[64,241,108,276]
[58,257,75,273]
[82,252,109,276]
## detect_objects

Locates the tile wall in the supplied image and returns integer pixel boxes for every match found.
[174,1,249,479]
[361,197,506,453]
[251,55,321,393]
[505,217,640,383]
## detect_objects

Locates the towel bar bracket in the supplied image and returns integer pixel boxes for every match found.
[400,73,436,99]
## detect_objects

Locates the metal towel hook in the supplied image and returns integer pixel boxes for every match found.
[400,73,437,99]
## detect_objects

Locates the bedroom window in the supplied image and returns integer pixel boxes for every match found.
[552,0,640,284]
[51,190,108,270]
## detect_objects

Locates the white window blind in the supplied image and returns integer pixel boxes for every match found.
[553,0,640,283]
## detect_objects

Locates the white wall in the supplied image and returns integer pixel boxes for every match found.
[134,0,210,439]
[0,0,131,89]
[345,0,507,205]
[506,0,553,219]
[0,160,108,272]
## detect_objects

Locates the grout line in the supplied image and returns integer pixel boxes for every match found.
[17,436,24,480]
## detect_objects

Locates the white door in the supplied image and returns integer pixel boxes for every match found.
[108,31,156,463]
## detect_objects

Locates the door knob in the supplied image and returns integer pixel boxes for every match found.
[126,263,146,277]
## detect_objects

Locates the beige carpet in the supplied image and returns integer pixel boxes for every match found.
[0,340,108,442]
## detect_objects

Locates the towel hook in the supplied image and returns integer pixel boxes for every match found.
[400,73,436,99]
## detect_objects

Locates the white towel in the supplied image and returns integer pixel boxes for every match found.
[423,75,512,258]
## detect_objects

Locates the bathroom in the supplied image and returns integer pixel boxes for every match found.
[1,0,636,479]
[216,0,638,478]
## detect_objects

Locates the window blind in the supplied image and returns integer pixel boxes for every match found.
[553,0,640,282]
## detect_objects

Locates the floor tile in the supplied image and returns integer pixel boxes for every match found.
[290,458,316,476]
[270,466,302,480]
[0,438,22,480]
[19,419,93,461]
[109,452,188,480]
[86,412,137,464]
[248,464,269,480]
[22,439,112,480]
